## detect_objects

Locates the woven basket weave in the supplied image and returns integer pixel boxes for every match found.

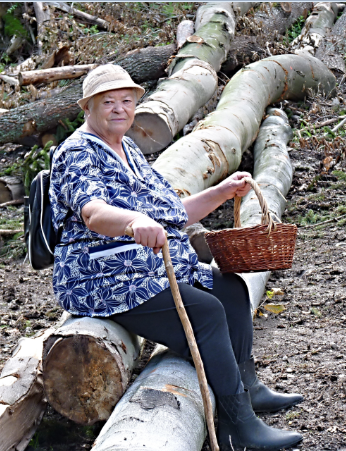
[205,178,297,273]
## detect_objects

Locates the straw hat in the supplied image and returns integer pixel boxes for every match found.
[77,64,145,109]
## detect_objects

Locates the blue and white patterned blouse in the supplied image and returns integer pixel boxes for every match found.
[49,130,213,317]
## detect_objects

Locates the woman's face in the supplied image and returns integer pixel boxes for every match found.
[84,88,136,140]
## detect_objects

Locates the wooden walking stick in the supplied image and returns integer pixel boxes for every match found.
[125,226,219,451]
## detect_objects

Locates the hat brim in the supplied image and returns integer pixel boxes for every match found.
[77,80,145,109]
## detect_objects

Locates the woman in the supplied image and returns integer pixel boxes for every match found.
[49,64,303,451]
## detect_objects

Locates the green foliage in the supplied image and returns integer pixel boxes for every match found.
[22,141,52,195]
[3,11,28,39]
[55,110,85,143]
[29,433,40,449]
[332,170,346,181]
[284,15,307,43]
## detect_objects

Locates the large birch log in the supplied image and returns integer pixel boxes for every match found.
[92,347,215,451]
[18,64,97,86]
[236,107,294,311]
[153,54,335,197]
[293,2,338,52]
[127,2,255,154]
[0,44,175,145]
[42,316,143,425]
[0,313,70,451]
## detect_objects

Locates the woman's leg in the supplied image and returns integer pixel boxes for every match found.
[111,282,244,397]
[197,267,253,365]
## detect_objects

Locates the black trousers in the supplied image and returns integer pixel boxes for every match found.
[111,267,253,397]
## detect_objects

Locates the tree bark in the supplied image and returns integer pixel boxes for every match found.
[48,2,109,29]
[0,44,175,145]
[127,2,255,154]
[33,2,51,55]
[152,54,335,197]
[221,35,266,75]
[236,108,294,311]
[42,316,143,425]
[92,347,215,451]
[252,2,313,36]
[314,9,346,73]
[0,176,25,204]
[18,64,97,86]
[176,20,194,49]
[0,313,69,451]
[293,2,338,51]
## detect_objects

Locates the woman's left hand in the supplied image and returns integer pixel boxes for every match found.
[217,171,252,200]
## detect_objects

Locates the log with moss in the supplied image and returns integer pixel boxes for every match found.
[153,54,335,197]
[127,2,255,154]
[0,44,176,145]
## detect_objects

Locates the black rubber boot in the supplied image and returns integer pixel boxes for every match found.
[217,390,303,451]
[238,357,304,413]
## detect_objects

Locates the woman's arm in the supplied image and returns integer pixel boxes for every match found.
[82,200,166,254]
[182,172,252,227]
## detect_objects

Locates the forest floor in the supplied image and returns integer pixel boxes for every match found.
[1,2,346,451]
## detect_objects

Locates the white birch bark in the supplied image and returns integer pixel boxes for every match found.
[92,347,215,451]
[293,2,338,53]
[127,2,255,154]
[153,54,335,197]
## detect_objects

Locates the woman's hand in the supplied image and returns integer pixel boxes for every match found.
[217,171,252,201]
[128,216,166,254]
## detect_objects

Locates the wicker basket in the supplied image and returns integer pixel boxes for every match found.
[205,178,297,273]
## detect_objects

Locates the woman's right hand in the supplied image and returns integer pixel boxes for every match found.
[127,216,166,254]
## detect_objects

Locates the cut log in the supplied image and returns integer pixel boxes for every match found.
[92,347,215,451]
[114,44,176,83]
[43,316,143,425]
[0,313,69,451]
[221,35,266,75]
[0,44,175,145]
[176,20,194,49]
[0,74,19,87]
[293,2,338,51]
[236,108,294,311]
[0,176,25,204]
[48,2,109,29]
[33,2,51,55]
[127,59,218,154]
[152,54,335,197]
[314,9,346,72]
[251,2,313,36]
[18,64,97,86]
[127,2,255,154]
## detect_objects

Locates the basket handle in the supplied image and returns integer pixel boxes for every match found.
[234,177,276,234]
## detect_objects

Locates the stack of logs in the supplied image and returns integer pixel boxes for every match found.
[0,1,343,450]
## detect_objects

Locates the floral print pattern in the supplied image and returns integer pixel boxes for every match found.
[49,130,213,316]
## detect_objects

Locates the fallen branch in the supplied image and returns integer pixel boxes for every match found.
[0,229,23,236]
[315,115,346,128]
[0,74,19,87]
[0,199,24,208]
[18,64,97,86]
[299,213,346,229]
[176,19,194,49]
[48,2,109,29]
